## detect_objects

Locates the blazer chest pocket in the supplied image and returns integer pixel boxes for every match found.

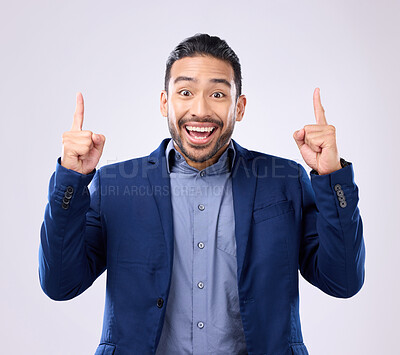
[253,200,294,224]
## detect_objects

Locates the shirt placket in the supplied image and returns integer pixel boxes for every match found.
[192,174,209,354]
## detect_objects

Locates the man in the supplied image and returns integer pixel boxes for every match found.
[39,34,365,355]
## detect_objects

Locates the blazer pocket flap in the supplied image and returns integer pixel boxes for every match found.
[94,343,116,355]
[253,200,294,224]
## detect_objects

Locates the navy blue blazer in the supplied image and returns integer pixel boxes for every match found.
[39,138,365,355]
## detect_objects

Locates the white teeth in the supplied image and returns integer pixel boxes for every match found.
[186,126,215,132]
[193,135,207,140]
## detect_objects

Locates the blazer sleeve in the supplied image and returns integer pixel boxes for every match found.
[39,158,106,301]
[297,162,365,298]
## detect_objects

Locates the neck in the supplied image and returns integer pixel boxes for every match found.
[173,141,230,171]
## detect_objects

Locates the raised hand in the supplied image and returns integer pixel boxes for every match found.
[61,92,106,174]
[293,88,342,175]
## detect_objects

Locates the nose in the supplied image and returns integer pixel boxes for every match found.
[190,94,213,118]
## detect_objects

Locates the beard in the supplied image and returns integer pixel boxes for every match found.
[168,116,235,164]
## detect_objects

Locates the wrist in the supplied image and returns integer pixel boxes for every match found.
[311,158,351,175]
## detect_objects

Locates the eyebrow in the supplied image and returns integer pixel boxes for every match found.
[173,76,231,88]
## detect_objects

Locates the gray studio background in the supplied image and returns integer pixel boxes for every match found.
[1,0,399,354]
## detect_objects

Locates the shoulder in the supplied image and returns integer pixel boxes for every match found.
[97,138,170,180]
[96,155,152,182]
[232,140,302,178]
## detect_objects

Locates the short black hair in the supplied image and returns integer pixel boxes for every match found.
[164,33,242,100]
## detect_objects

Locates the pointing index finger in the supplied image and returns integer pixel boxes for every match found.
[313,88,328,125]
[72,92,84,131]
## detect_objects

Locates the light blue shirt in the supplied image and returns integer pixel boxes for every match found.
[156,139,248,354]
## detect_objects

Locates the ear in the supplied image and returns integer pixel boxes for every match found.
[160,90,168,117]
[235,95,247,122]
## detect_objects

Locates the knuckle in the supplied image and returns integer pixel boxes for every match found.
[326,126,335,135]
[304,124,317,132]
[82,130,93,138]
[62,134,72,145]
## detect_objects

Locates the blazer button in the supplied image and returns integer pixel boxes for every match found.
[62,202,69,210]
[340,201,347,208]
[157,298,164,308]
[66,186,74,194]
[334,184,342,192]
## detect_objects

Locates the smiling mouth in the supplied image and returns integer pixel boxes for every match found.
[184,124,218,144]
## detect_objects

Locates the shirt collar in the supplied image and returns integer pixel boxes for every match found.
[165,139,236,175]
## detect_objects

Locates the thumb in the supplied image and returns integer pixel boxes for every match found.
[293,128,305,149]
[92,133,106,152]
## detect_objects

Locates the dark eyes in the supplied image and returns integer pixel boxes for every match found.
[179,90,192,97]
[178,90,225,98]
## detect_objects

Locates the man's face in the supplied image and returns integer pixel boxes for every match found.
[160,55,246,166]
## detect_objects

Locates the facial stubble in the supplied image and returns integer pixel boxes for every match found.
[167,116,235,164]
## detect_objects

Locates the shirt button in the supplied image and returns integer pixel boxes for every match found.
[197,281,204,289]
[200,171,206,177]
[198,204,205,211]
[197,242,205,249]
[197,321,204,329]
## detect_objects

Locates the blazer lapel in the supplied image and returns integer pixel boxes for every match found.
[231,140,257,283]
[145,138,257,287]
[146,139,174,278]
